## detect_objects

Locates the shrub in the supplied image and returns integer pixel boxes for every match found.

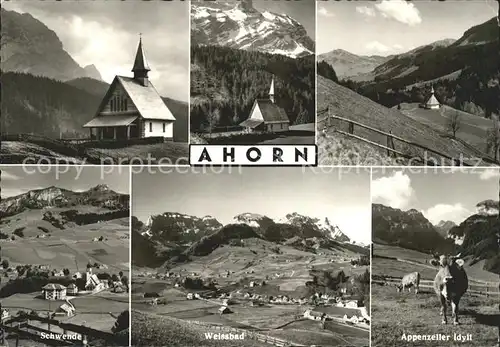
[13,228,25,238]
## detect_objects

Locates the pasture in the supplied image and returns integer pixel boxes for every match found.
[371,284,499,347]
[0,140,189,165]
[0,210,129,272]
[372,243,500,346]
[317,76,488,165]
[399,103,497,158]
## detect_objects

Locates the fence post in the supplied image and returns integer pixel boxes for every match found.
[348,122,354,134]
[387,131,395,157]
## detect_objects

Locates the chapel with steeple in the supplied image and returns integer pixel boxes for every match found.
[240,76,290,133]
[84,37,175,140]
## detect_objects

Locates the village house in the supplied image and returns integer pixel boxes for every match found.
[42,283,67,300]
[83,37,176,140]
[1,309,10,321]
[303,309,327,321]
[240,76,290,133]
[421,86,441,109]
[56,301,76,317]
[67,283,78,295]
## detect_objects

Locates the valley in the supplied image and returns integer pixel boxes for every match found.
[131,209,370,346]
[0,183,130,346]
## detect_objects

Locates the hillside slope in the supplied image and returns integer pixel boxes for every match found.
[318,49,390,79]
[317,75,488,165]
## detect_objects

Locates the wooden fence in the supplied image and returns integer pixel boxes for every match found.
[187,320,306,347]
[374,277,500,297]
[317,106,499,166]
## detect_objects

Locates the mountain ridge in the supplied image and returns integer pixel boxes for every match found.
[1,8,103,81]
[191,0,314,58]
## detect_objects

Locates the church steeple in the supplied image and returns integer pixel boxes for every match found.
[269,76,275,103]
[132,36,151,86]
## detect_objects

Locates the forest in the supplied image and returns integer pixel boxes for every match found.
[1,72,101,138]
[190,45,315,132]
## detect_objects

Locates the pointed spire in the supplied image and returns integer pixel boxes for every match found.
[430,85,435,94]
[269,76,275,103]
[132,35,150,86]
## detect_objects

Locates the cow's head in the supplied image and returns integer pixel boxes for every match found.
[430,254,465,300]
[396,284,403,292]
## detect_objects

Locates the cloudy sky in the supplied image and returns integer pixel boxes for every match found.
[3,1,189,101]
[372,168,499,225]
[1,166,130,198]
[133,167,371,244]
[317,0,498,55]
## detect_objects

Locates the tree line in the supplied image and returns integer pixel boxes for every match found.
[190,45,315,132]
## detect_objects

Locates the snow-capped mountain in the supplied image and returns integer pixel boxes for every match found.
[282,212,350,243]
[191,0,314,58]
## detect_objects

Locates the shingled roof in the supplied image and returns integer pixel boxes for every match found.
[118,76,175,121]
[255,99,289,123]
[42,283,66,290]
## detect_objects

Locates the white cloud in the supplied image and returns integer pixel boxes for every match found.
[375,0,422,26]
[318,6,334,18]
[356,6,376,17]
[1,170,21,181]
[372,171,415,209]
[479,168,500,180]
[423,203,471,225]
[365,41,391,54]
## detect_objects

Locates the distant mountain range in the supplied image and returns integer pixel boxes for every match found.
[322,17,499,117]
[141,211,350,244]
[0,184,129,218]
[132,211,360,268]
[1,8,103,81]
[373,202,500,274]
[318,49,391,79]
[191,0,314,58]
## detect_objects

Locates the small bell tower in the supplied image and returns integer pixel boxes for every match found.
[269,76,275,103]
[132,35,151,87]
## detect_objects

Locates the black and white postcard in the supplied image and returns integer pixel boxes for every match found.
[0,166,130,346]
[131,167,370,346]
[1,1,189,165]
[316,0,500,166]
[189,0,316,165]
[371,168,500,346]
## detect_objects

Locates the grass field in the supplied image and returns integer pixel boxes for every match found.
[316,76,490,165]
[372,284,499,347]
[131,238,369,346]
[399,103,497,158]
[373,243,499,283]
[372,243,500,346]
[0,211,129,272]
[131,310,267,347]
[1,140,188,165]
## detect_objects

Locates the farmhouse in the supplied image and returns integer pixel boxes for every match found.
[240,76,290,133]
[1,309,10,321]
[42,283,67,300]
[67,283,78,295]
[422,86,441,110]
[83,37,175,140]
[304,309,326,321]
[57,301,76,317]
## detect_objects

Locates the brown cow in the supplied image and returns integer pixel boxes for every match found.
[396,272,420,294]
[430,254,468,325]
